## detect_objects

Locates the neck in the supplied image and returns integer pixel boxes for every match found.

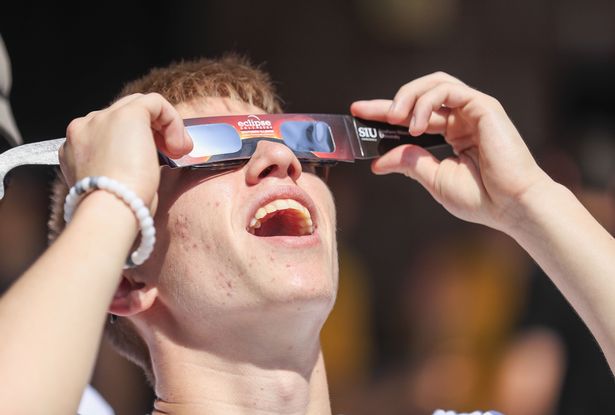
[152,350,330,415]
[147,307,333,415]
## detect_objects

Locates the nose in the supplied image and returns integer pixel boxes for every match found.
[244,140,302,185]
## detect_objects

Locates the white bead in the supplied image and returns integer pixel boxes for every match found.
[138,251,152,261]
[82,177,91,189]
[141,217,154,228]
[136,206,149,221]
[131,252,143,265]
[109,180,120,194]
[143,235,156,247]
[119,187,131,202]
[98,176,109,189]
[142,227,156,238]
[130,198,144,210]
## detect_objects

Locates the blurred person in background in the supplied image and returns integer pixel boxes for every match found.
[351,229,565,415]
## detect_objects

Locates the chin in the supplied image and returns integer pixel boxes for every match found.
[261,264,338,315]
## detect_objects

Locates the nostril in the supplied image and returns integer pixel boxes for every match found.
[258,165,276,179]
[287,164,297,178]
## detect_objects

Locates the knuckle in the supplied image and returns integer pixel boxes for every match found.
[442,81,465,96]
[396,81,415,98]
[433,71,464,85]
[84,109,101,120]
[144,92,164,102]
[110,93,143,107]
[386,111,399,124]
[65,117,84,139]
[403,169,416,180]
[479,93,503,110]
[434,81,453,93]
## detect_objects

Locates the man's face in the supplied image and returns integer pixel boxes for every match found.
[138,97,338,336]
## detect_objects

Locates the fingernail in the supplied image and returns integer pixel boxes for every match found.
[410,115,416,128]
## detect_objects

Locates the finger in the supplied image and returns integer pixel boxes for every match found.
[108,93,145,110]
[153,129,193,159]
[371,144,440,196]
[411,82,476,136]
[131,93,192,157]
[352,99,451,140]
[388,72,465,125]
[350,99,400,124]
[423,107,450,135]
[351,99,451,133]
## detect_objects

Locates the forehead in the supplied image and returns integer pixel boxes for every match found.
[175,96,267,118]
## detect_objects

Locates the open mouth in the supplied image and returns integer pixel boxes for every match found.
[247,198,314,237]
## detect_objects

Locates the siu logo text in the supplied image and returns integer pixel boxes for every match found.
[357,126,378,141]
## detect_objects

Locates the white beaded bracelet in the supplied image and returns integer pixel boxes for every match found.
[63,176,156,269]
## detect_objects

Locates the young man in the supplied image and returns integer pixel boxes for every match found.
[0,56,614,415]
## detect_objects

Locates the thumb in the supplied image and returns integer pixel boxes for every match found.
[371,144,440,194]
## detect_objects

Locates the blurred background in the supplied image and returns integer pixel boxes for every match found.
[1,1,614,414]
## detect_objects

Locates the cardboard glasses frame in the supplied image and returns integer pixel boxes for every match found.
[0,113,447,200]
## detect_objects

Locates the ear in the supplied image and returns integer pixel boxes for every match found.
[109,275,158,317]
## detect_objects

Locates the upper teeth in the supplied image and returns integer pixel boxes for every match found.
[248,199,313,234]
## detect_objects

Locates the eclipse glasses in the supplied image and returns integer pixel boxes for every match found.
[0,114,447,200]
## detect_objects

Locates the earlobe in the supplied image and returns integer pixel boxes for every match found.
[108,275,158,317]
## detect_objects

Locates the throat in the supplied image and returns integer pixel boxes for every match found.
[152,349,332,415]
[254,210,311,237]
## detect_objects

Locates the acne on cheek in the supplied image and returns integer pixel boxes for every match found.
[214,269,245,299]
[173,215,190,240]
[171,213,215,253]
[247,254,257,269]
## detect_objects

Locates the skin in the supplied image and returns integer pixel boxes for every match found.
[0,72,614,414]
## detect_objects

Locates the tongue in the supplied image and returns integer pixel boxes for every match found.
[254,210,305,237]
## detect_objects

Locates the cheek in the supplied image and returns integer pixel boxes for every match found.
[171,205,229,270]
[157,188,236,282]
